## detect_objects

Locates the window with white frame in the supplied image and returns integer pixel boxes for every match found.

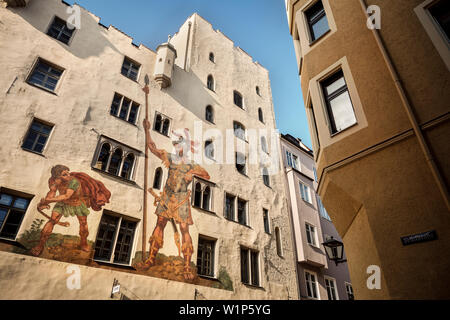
[241,247,260,286]
[317,196,331,220]
[93,136,139,181]
[197,236,216,277]
[305,271,319,299]
[93,211,137,265]
[321,70,357,134]
[345,282,354,300]
[110,93,140,125]
[193,179,214,212]
[325,277,339,300]
[286,150,300,170]
[305,223,317,246]
[153,112,171,136]
[299,182,312,204]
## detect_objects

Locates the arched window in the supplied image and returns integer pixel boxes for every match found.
[205,140,214,160]
[256,86,260,96]
[261,136,268,153]
[153,167,163,189]
[262,167,270,187]
[154,114,162,132]
[108,148,123,175]
[202,186,211,211]
[209,52,215,63]
[194,183,202,207]
[207,75,214,91]
[97,143,111,171]
[275,227,283,257]
[205,105,214,123]
[258,108,264,123]
[233,91,243,108]
[162,119,170,136]
[233,121,246,140]
[121,153,135,180]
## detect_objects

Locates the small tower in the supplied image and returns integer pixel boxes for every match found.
[153,40,177,89]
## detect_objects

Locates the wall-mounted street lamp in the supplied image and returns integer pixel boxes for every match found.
[322,237,347,266]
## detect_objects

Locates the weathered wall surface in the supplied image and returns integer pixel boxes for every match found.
[0,1,298,299]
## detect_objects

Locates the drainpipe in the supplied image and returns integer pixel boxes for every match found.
[359,0,450,210]
[184,21,192,70]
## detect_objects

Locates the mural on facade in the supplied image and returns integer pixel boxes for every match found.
[135,120,211,281]
[29,165,112,257]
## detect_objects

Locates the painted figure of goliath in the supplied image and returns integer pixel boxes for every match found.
[31,165,111,256]
[137,119,210,280]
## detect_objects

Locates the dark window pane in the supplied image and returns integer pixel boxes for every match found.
[197,238,215,276]
[305,0,330,41]
[119,99,131,120]
[251,251,259,286]
[0,208,8,228]
[13,198,29,210]
[128,104,139,124]
[113,219,136,264]
[108,149,123,176]
[225,194,235,220]
[241,248,249,284]
[22,120,52,153]
[162,119,170,136]
[47,17,74,44]
[194,183,202,208]
[153,168,162,189]
[97,144,111,171]
[120,154,135,180]
[202,187,210,211]
[234,91,243,108]
[0,210,24,239]
[121,58,140,81]
[28,60,63,92]
[94,214,119,261]
[429,1,450,40]
[0,194,13,206]
[237,199,247,225]
[154,114,162,132]
[110,94,122,116]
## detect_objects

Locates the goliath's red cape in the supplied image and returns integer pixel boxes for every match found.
[70,172,111,211]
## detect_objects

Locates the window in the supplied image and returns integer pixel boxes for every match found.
[305,271,319,299]
[197,236,216,277]
[204,140,214,160]
[261,136,268,153]
[237,198,248,226]
[121,57,141,81]
[300,182,312,204]
[22,119,53,154]
[263,209,270,234]
[110,93,140,125]
[313,167,318,182]
[27,59,64,92]
[428,0,450,41]
[286,150,300,170]
[233,91,243,108]
[192,179,214,212]
[275,227,283,257]
[305,0,330,42]
[256,86,260,96]
[224,193,235,221]
[205,105,214,123]
[345,282,354,300]
[47,16,75,45]
[235,152,247,175]
[233,121,246,141]
[0,190,31,240]
[325,277,339,300]
[207,75,214,91]
[209,52,215,63]
[93,137,138,181]
[241,247,260,286]
[262,167,270,187]
[305,223,317,246]
[321,70,357,134]
[152,167,163,190]
[317,196,331,220]
[153,112,171,136]
[258,108,264,123]
[93,212,137,265]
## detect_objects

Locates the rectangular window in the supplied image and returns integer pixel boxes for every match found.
[321,70,357,134]
[225,193,235,221]
[428,0,450,41]
[22,119,53,154]
[237,198,247,226]
[121,57,141,81]
[263,209,270,234]
[317,196,331,220]
[0,190,31,240]
[241,247,260,286]
[292,154,300,170]
[197,237,216,277]
[47,16,75,45]
[94,212,137,265]
[305,0,330,42]
[345,282,354,300]
[299,182,312,204]
[110,93,140,124]
[27,59,64,92]
[305,223,317,246]
[305,271,319,299]
[286,150,293,167]
[235,152,247,175]
[325,277,338,300]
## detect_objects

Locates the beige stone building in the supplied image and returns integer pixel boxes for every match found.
[0,0,299,299]
[285,0,450,299]
[281,134,353,300]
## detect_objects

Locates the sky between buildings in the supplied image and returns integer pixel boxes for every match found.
[66,0,312,148]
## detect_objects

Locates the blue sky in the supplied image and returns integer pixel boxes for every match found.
[66,0,311,147]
